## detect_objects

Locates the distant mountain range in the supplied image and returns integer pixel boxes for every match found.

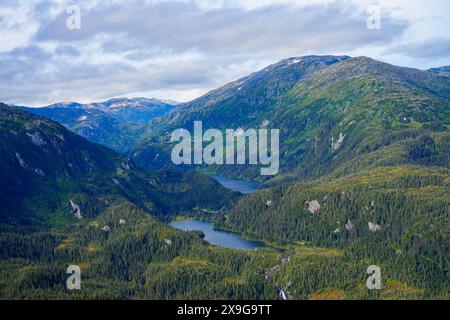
[16,98,177,153]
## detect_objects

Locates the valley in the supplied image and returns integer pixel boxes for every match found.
[0,55,449,300]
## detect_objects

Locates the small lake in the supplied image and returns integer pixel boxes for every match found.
[170,220,264,250]
[211,175,259,194]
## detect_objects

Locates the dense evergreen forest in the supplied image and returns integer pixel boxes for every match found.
[1,54,449,300]
[3,199,445,300]
[215,166,449,299]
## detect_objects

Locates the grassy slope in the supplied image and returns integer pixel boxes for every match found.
[267,57,449,183]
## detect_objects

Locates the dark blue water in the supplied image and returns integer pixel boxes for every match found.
[170,220,263,250]
[211,175,259,194]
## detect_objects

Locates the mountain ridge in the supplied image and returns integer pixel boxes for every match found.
[1,54,449,300]
[15,98,177,153]
[131,55,450,183]
[0,103,238,230]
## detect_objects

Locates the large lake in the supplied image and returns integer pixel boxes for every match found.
[170,220,264,250]
[211,175,259,194]
[170,176,262,250]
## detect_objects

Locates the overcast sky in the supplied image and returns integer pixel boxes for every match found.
[1,0,449,106]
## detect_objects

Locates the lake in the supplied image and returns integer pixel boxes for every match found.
[211,175,259,194]
[170,220,264,250]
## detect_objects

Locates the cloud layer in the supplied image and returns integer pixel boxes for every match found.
[0,0,448,106]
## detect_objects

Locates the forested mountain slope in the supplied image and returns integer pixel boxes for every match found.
[0,104,237,231]
[214,165,450,297]
[131,56,450,183]
[0,200,278,300]
[17,98,176,153]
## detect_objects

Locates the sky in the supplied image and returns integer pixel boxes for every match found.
[0,0,449,106]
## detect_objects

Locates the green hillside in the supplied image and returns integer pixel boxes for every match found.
[214,165,449,298]
[0,200,277,300]
[0,103,238,230]
[1,55,448,300]
[131,56,450,183]
[18,98,176,153]
[2,198,446,300]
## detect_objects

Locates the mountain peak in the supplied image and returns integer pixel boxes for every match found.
[281,55,351,63]
[182,55,352,109]
[266,55,351,71]
[428,66,450,77]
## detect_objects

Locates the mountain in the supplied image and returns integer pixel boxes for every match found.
[0,103,237,230]
[428,66,450,78]
[131,56,450,183]
[0,104,280,301]
[131,55,351,172]
[84,97,178,124]
[125,56,450,299]
[1,54,449,299]
[17,98,177,153]
[161,55,350,130]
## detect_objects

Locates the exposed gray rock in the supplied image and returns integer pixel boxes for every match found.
[368,222,382,233]
[121,162,130,170]
[307,200,321,214]
[34,168,45,176]
[69,200,82,219]
[112,179,123,188]
[26,131,46,146]
[331,132,345,150]
[345,220,354,231]
[15,152,26,168]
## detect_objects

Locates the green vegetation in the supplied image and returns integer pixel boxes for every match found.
[1,55,449,300]
[216,166,449,298]
[0,200,277,299]
[0,104,238,231]
[2,199,445,300]
[131,57,449,183]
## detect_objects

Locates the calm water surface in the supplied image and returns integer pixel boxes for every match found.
[170,220,263,250]
[211,175,259,194]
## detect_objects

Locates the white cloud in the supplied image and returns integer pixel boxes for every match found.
[0,0,448,106]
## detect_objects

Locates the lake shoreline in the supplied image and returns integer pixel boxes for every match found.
[169,175,267,250]
[170,219,265,250]
[210,175,260,194]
